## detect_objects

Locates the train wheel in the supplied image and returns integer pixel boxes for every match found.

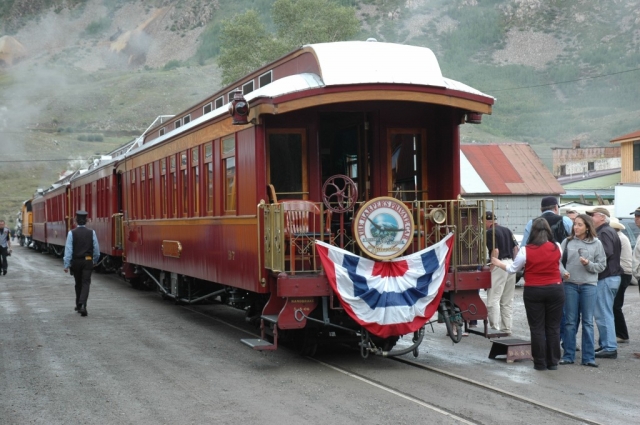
[441,301,463,343]
[293,329,318,357]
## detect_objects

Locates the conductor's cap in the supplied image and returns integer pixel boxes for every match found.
[76,210,88,216]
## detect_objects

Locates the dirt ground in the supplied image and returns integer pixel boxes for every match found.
[2,245,640,424]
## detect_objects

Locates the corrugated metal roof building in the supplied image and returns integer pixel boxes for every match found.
[461,143,564,234]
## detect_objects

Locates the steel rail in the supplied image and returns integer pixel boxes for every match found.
[391,357,603,425]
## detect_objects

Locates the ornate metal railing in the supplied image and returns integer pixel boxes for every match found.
[259,198,493,275]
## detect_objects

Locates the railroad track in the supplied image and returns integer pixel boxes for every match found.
[183,304,601,425]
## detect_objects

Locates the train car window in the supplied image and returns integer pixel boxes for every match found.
[171,156,177,218]
[215,96,224,109]
[388,129,427,201]
[203,102,213,114]
[192,147,199,216]
[259,70,272,88]
[97,179,102,218]
[160,159,167,218]
[101,179,105,218]
[74,188,80,216]
[181,151,188,217]
[86,183,92,218]
[148,163,154,219]
[130,170,136,219]
[242,80,254,95]
[227,89,239,103]
[159,127,165,136]
[266,130,307,200]
[222,136,236,212]
[182,168,188,217]
[183,114,191,125]
[205,143,213,215]
[141,166,147,219]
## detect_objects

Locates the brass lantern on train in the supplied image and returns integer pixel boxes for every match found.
[228,89,250,125]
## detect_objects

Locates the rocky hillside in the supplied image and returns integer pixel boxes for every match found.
[0,0,639,221]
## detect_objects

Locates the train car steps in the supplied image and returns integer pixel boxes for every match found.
[240,315,279,351]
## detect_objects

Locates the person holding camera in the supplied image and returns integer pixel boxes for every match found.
[0,220,12,276]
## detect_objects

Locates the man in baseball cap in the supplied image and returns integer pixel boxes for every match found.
[520,196,572,247]
[484,211,518,335]
[565,209,579,222]
[586,207,611,217]
[586,206,622,359]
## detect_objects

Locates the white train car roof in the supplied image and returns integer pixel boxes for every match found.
[307,41,491,98]
[128,40,494,158]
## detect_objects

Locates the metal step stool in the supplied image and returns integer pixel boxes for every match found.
[488,339,532,363]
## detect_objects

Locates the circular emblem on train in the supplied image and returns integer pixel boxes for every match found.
[353,197,414,260]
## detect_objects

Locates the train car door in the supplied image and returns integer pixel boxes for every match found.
[388,128,428,201]
[266,129,308,200]
[319,112,371,201]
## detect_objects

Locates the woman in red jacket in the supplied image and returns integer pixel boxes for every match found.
[492,217,565,371]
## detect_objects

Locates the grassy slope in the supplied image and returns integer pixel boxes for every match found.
[1,0,639,225]
[0,63,221,225]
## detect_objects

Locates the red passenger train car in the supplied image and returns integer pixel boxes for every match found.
[116,40,496,354]
[31,41,497,356]
[31,178,72,256]
[68,156,124,272]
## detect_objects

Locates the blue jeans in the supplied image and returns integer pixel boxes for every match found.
[594,276,620,352]
[562,283,597,364]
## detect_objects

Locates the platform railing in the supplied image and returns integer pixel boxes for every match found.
[259,198,493,274]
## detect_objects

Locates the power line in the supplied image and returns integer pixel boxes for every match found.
[487,66,640,93]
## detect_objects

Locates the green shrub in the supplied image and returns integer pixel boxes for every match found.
[84,17,110,36]
[163,60,182,71]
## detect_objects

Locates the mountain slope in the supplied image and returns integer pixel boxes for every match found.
[0,0,639,222]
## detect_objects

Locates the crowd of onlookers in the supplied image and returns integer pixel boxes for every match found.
[487,197,640,370]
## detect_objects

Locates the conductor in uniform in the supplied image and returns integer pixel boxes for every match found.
[63,210,100,317]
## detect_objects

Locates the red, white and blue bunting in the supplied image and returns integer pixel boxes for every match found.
[315,233,454,338]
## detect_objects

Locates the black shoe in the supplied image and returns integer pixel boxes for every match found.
[595,347,604,353]
[558,360,574,365]
[594,350,617,359]
[74,305,79,311]
[547,365,558,370]
[2,269,6,275]
[582,362,599,368]
[79,304,88,317]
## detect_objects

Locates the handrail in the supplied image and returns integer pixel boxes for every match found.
[259,198,493,274]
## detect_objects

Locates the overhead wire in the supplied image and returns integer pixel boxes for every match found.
[486,66,640,92]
